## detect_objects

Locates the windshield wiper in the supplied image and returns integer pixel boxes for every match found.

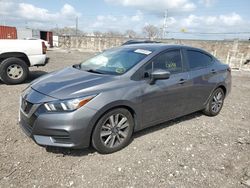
[86,69,103,74]
[73,64,81,69]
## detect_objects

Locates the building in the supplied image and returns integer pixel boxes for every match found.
[0,25,53,47]
[0,26,17,39]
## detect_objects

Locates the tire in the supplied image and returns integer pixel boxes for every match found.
[92,108,134,154]
[0,57,29,85]
[203,88,225,116]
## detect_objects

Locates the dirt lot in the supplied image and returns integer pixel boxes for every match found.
[0,49,250,188]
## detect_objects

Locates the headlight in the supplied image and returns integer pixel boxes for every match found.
[43,95,96,112]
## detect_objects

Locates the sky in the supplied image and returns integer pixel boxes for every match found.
[0,0,249,40]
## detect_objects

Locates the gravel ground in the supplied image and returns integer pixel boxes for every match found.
[0,49,250,188]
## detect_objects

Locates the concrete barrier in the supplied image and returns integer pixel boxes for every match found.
[58,36,250,70]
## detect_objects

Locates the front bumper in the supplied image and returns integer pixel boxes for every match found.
[19,97,98,149]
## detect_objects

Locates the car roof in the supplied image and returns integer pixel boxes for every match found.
[122,40,161,45]
[120,43,179,51]
[119,43,211,55]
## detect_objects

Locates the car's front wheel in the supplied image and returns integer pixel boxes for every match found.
[92,108,134,154]
[203,87,225,116]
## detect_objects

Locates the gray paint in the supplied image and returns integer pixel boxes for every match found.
[19,44,231,148]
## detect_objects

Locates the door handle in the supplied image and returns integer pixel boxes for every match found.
[211,69,216,74]
[179,78,187,84]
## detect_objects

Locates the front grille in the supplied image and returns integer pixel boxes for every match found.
[20,110,37,125]
[27,114,37,127]
[21,98,33,114]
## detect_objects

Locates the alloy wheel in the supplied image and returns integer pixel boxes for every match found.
[211,91,223,113]
[100,113,130,148]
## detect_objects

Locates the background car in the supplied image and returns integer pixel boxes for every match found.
[19,44,231,154]
[24,37,50,48]
[0,39,48,84]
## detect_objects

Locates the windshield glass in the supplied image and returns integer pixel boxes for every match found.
[80,48,151,75]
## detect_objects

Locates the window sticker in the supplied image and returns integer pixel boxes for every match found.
[166,62,177,69]
[134,49,152,55]
[115,67,126,74]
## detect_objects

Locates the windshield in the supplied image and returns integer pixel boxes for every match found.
[80,48,151,75]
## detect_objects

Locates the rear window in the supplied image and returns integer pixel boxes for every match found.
[187,50,212,70]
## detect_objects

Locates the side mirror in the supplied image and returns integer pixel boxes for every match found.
[149,69,170,85]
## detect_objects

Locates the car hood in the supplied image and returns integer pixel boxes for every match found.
[31,66,118,99]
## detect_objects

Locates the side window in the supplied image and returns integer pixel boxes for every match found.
[145,50,183,74]
[187,50,212,70]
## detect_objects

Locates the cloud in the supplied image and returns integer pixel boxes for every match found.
[219,13,242,26]
[90,11,144,31]
[88,10,248,37]
[158,12,249,40]
[17,3,58,21]
[0,1,15,15]
[0,0,248,39]
[179,13,243,29]
[105,0,196,13]
[199,0,216,7]
[155,12,249,39]
[93,15,118,27]
[166,17,177,25]
[131,10,143,22]
[60,4,81,18]
[0,0,81,28]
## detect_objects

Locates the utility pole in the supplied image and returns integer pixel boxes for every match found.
[162,10,168,39]
[75,16,78,36]
[56,24,59,35]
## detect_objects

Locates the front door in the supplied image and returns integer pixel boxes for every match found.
[140,49,191,127]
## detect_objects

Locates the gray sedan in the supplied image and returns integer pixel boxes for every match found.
[19,44,231,154]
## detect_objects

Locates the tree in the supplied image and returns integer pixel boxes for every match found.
[143,25,159,40]
[103,31,124,37]
[93,31,103,37]
[125,30,137,38]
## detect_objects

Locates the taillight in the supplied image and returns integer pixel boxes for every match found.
[42,42,47,54]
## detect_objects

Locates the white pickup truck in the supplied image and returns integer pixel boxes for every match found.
[0,39,48,84]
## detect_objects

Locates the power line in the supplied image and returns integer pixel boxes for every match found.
[168,31,250,35]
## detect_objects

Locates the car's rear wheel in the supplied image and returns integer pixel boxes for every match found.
[92,108,134,154]
[0,57,29,84]
[203,87,225,116]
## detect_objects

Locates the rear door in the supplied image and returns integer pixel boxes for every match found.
[183,49,216,112]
